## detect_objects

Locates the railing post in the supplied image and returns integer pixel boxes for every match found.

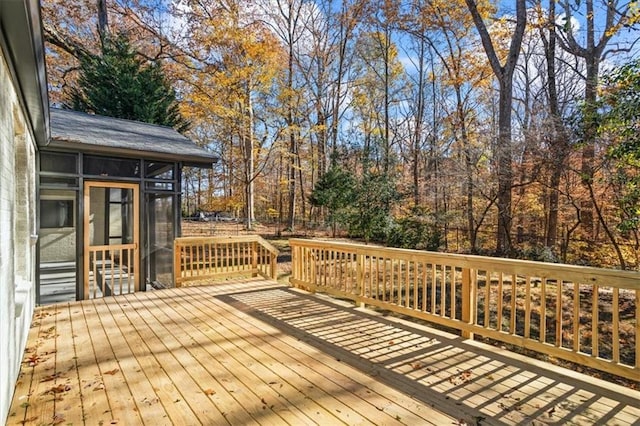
[174,239,181,287]
[356,252,365,308]
[271,250,277,280]
[461,267,475,339]
[251,241,258,277]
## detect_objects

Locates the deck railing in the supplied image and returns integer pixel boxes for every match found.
[86,244,137,298]
[174,236,279,286]
[289,238,640,381]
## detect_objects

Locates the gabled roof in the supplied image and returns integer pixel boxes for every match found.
[49,108,216,167]
[0,0,49,146]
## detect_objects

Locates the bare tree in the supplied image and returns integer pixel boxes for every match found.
[556,0,634,240]
[465,0,527,255]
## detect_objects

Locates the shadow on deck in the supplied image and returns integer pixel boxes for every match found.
[8,278,640,425]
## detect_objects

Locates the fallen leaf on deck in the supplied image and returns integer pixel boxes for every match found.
[48,384,71,394]
[27,355,40,366]
[52,413,65,425]
[448,370,472,385]
[141,397,159,405]
[40,373,63,382]
[104,369,120,375]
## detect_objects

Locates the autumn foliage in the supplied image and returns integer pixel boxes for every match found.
[41,0,640,269]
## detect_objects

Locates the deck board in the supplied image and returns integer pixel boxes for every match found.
[8,278,640,425]
[142,292,334,425]
[186,288,426,425]
[24,304,58,424]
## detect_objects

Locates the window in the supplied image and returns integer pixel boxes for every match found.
[84,155,140,177]
[39,176,78,188]
[40,199,74,228]
[40,152,78,174]
[146,162,174,179]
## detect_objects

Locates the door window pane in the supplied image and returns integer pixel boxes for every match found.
[89,187,134,246]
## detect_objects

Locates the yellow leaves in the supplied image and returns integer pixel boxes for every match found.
[606,2,640,37]
[415,0,487,29]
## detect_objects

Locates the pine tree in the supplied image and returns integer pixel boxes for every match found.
[67,34,188,132]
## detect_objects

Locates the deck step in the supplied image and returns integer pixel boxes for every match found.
[40,271,75,282]
[40,262,76,276]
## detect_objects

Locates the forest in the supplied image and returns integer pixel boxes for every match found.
[42,0,640,269]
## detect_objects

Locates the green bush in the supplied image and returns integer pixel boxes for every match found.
[387,209,443,251]
[344,172,398,243]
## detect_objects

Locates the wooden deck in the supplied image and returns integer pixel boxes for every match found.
[7,279,640,425]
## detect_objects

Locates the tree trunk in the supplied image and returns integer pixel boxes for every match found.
[539,0,567,250]
[465,0,526,255]
[454,86,475,252]
[245,92,255,230]
[580,55,599,238]
[412,35,426,206]
[496,79,514,254]
[383,26,391,175]
[287,131,297,231]
[97,0,109,40]
[557,0,625,240]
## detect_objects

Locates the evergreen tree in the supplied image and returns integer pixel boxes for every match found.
[347,172,399,244]
[310,166,356,237]
[67,34,188,132]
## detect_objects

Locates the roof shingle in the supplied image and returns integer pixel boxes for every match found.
[49,108,215,166]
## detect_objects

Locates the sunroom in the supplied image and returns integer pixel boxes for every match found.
[38,108,215,304]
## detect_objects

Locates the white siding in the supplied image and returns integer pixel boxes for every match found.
[0,42,38,423]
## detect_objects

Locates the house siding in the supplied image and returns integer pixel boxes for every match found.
[0,41,38,423]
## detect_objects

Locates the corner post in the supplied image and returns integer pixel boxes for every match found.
[461,267,475,339]
[271,252,277,280]
[174,239,181,287]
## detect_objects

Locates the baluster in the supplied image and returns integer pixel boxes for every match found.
[556,280,562,347]
[540,278,547,343]
[612,287,619,363]
[591,284,599,357]
[525,276,532,339]
[573,282,580,352]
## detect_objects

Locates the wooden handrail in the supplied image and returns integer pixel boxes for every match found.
[289,238,640,381]
[174,235,279,285]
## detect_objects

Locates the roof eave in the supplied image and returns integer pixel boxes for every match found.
[0,0,50,147]
[47,138,217,168]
